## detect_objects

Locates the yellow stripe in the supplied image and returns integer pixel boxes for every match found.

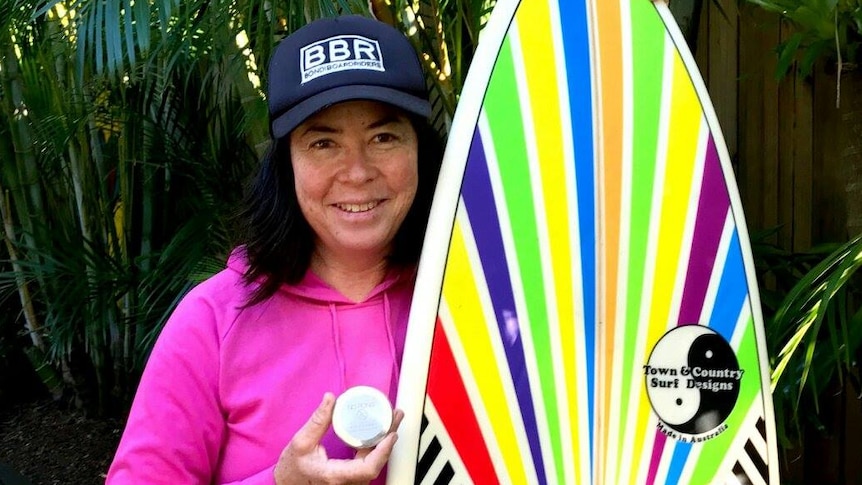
[631,50,702,484]
[442,220,530,484]
[517,3,581,479]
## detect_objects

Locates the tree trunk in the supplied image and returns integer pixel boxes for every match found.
[0,43,45,250]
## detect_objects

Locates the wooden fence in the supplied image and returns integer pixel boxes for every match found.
[693,3,862,484]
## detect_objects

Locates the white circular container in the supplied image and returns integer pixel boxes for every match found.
[332,386,393,449]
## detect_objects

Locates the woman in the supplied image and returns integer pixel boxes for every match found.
[106,14,442,484]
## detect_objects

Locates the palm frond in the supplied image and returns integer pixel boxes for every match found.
[2,0,499,413]
[768,233,862,439]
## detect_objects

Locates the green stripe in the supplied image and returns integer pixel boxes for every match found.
[484,36,565,484]
[689,318,764,482]
[618,0,665,473]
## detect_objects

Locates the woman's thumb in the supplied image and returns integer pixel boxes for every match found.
[291,393,335,451]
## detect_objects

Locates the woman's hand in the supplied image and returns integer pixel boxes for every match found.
[273,393,404,485]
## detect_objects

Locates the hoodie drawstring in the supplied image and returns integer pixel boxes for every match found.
[329,303,347,392]
[382,292,400,380]
[328,293,400,396]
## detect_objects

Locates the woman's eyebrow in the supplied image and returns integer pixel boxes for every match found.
[367,115,406,130]
[296,114,406,137]
[296,124,340,137]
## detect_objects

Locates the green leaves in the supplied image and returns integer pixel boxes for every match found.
[31,0,170,78]
[760,234,862,444]
[0,0,268,413]
[1,0,497,414]
[771,234,862,382]
[371,0,495,132]
[747,0,862,78]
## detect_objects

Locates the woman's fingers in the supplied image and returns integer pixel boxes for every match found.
[275,397,403,485]
[335,432,398,482]
[289,393,336,453]
[353,406,403,462]
[389,408,404,433]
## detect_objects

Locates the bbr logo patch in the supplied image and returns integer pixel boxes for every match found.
[300,35,384,83]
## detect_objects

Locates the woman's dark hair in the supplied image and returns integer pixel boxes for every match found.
[235,114,443,306]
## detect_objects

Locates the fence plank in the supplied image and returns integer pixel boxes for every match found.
[845,384,862,485]
[791,71,814,251]
[706,0,738,159]
[812,66,848,243]
[777,22,797,252]
[698,3,861,485]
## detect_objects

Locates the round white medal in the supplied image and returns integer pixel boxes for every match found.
[332,386,393,449]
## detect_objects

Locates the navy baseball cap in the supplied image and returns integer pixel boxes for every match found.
[268,15,432,139]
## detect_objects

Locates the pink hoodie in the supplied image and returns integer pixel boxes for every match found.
[106,250,414,484]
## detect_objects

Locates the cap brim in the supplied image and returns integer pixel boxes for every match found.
[271,85,432,139]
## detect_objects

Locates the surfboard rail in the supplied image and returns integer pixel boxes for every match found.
[388,0,522,478]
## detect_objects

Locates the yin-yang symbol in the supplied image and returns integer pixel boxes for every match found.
[645,325,741,436]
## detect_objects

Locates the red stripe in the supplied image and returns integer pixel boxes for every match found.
[427,319,500,484]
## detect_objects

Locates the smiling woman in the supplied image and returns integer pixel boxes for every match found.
[104,15,442,485]
[290,101,420,301]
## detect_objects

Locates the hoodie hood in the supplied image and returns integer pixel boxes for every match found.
[224,246,414,407]
[226,247,410,304]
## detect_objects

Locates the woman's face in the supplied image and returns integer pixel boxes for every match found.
[289,100,419,263]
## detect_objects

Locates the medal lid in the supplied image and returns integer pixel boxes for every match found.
[332,385,393,449]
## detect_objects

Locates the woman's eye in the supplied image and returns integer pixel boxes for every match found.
[373,133,397,143]
[310,139,334,149]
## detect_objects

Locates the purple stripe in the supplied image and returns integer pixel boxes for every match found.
[462,128,547,484]
[646,431,668,484]
[677,137,730,325]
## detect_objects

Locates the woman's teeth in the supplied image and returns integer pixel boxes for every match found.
[337,201,379,213]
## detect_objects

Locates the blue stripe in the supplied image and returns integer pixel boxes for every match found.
[708,231,747,339]
[663,233,747,484]
[665,442,692,484]
[558,0,597,463]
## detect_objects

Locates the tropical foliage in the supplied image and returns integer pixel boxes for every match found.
[745,0,862,77]
[753,230,862,447]
[0,0,493,415]
[3,0,858,467]
[743,0,862,450]
[1,0,264,414]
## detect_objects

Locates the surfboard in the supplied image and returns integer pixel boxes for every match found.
[390,0,780,484]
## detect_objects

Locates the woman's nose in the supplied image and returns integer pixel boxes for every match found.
[337,145,377,183]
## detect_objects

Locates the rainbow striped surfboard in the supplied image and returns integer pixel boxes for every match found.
[390,0,779,484]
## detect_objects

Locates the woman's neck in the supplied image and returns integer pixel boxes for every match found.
[309,251,389,302]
